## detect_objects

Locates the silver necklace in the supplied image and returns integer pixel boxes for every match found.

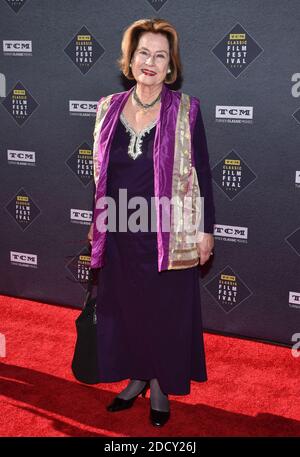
[133,86,161,114]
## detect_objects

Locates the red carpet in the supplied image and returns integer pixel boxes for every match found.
[0,294,299,437]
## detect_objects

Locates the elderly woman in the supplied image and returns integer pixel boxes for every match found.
[88,18,215,427]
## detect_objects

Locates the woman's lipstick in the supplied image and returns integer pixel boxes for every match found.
[142,69,156,76]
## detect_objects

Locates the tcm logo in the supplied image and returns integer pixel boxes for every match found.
[10,251,37,267]
[3,40,32,55]
[291,333,300,358]
[214,224,248,242]
[289,291,300,310]
[69,100,97,116]
[215,105,253,123]
[295,171,300,186]
[7,149,36,165]
[70,209,92,224]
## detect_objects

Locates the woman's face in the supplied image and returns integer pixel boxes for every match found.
[131,32,170,87]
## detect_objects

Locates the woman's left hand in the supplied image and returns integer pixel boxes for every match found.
[196,233,214,266]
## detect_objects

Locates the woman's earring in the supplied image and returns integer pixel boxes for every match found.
[167,68,171,74]
[129,63,132,67]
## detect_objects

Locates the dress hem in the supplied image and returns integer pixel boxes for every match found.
[95,374,208,396]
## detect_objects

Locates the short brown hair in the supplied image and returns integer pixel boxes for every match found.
[117,18,182,85]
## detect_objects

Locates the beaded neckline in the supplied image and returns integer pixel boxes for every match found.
[120,112,158,136]
[120,112,158,160]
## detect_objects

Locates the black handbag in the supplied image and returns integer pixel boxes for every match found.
[71,266,101,384]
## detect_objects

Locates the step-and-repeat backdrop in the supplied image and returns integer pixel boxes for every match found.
[1,0,299,347]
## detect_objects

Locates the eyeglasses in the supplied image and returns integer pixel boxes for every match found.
[134,48,169,64]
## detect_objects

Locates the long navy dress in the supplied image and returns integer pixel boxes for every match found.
[96,109,213,395]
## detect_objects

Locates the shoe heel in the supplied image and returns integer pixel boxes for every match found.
[141,381,150,398]
[106,381,150,412]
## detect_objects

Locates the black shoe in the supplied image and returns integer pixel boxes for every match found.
[106,381,150,412]
[150,407,170,427]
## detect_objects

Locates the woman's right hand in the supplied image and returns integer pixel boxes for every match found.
[87,223,94,245]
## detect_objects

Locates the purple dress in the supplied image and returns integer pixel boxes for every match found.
[96,111,210,395]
